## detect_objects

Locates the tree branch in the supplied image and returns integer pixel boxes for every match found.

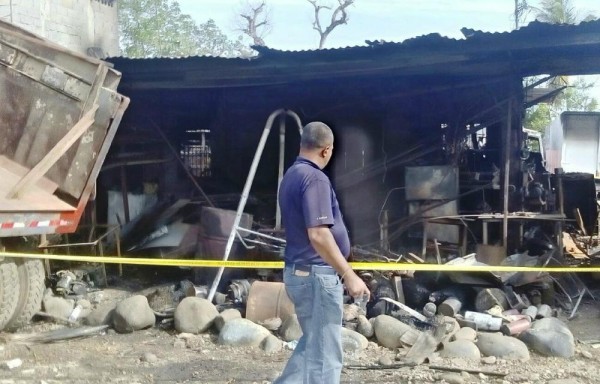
[307,0,354,48]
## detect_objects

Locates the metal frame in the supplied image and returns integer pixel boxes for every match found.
[207,109,302,301]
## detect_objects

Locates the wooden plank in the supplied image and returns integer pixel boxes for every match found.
[0,167,74,211]
[563,232,588,259]
[6,105,98,199]
[574,208,588,236]
[0,155,58,194]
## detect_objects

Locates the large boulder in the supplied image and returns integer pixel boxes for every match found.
[85,302,116,326]
[476,332,529,360]
[113,295,156,333]
[174,297,219,334]
[218,318,271,347]
[519,317,575,357]
[372,315,413,349]
[439,340,481,359]
[214,308,242,331]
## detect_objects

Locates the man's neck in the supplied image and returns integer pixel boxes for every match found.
[299,149,325,169]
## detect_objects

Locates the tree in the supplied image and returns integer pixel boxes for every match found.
[236,1,271,47]
[532,0,577,23]
[119,0,252,58]
[118,0,200,58]
[513,0,532,29]
[523,0,598,132]
[196,19,254,58]
[307,0,354,49]
[523,103,552,132]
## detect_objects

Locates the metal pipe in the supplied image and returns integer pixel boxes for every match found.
[503,99,513,249]
[120,166,130,223]
[275,111,303,230]
[237,227,286,243]
[276,116,286,230]
[208,109,301,302]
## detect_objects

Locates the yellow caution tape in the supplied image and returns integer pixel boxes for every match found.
[1,251,598,273]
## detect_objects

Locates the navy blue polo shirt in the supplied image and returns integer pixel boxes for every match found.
[279,156,350,266]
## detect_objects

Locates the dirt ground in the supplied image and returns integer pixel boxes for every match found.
[2,269,600,384]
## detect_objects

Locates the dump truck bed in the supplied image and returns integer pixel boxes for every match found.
[0,20,128,237]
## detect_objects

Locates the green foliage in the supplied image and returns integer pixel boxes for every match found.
[524,77,599,133]
[523,103,552,132]
[534,0,578,23]
[523,1,598,133]
[118,0,252,58]
[118,0,200,58]
[196,19,254,58]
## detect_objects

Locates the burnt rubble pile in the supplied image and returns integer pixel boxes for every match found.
[32,247,585,363]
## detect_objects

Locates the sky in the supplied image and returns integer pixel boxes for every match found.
[178,0,600,98]
[178,0,599,50]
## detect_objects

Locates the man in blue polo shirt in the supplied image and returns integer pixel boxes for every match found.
[273,121,370,384]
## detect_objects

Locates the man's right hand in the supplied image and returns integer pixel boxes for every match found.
[343,270,370,299]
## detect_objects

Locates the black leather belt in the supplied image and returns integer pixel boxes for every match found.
[288,264,337,275]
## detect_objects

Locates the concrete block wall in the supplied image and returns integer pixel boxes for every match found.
[0,0,119,57]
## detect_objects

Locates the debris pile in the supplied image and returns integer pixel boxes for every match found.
[17,251,582,372]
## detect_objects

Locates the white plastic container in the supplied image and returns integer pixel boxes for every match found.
[464,311,502,331]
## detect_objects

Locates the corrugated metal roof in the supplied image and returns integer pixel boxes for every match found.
[109,19,600,90]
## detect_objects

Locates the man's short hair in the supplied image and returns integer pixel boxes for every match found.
[301,121,334,150]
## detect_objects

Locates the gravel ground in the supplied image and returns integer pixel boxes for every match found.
[1,278,600,384]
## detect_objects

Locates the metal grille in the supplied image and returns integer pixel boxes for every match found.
[180,129,211,178]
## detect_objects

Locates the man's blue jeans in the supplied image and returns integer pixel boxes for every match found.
[273,265,344,384]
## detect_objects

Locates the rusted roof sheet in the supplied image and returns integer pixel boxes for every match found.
[109,19,600,91]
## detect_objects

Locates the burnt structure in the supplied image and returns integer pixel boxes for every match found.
[104,20,600,262]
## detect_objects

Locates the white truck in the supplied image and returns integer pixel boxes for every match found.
[545,112,600,179]
[0,20,128,330]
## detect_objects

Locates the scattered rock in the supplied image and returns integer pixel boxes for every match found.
[174,297,218,334]
[1,358,22,370]
[214,308,242,331]
[343,304,362,321]
[441,316,461,342]
[581,350,593,359]
[113,295,156,333]
[548,380,582,384]
[261,334,283,354]
[140,352,158,363]
[356,315,374,338]
[481,355,497,364]
[342,327,369,352]
[476,332,530,360]
[440,372,464,384]
[519,317,575,357]
[452,327,477,342]
[378,355,393,366]
[372,315,413,349]
[279,314,302,342]
[439,340,481,359]
[218,318,271,347]
[76,299,93,320]
[42,289,75,319]
[258,317,282,331]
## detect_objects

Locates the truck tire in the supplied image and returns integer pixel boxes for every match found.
[5,258,45,331]
[0,259,20,331]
